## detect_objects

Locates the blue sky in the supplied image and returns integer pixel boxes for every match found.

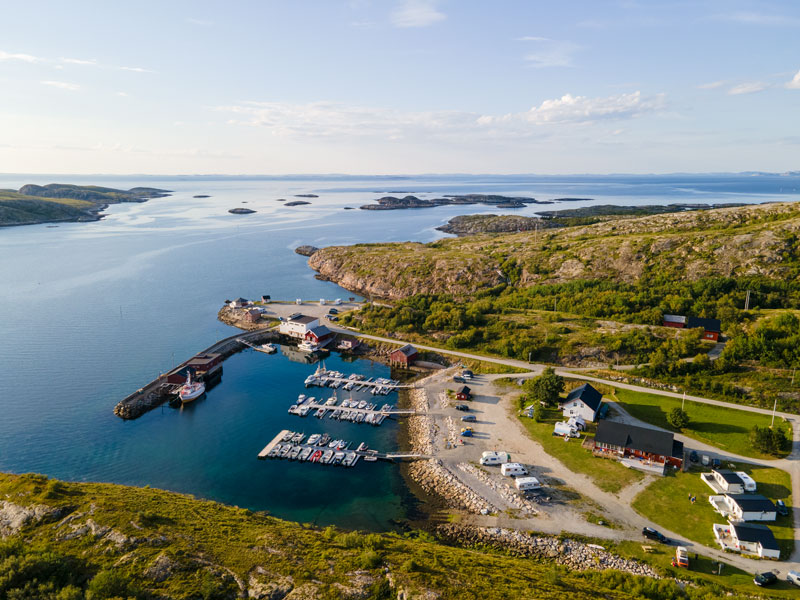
[1,0,798,174]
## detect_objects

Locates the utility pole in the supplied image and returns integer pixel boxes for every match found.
[682,391,686,411]
[744,290,751,311]
[771,397,777,428]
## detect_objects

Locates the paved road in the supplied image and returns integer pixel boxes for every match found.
[333,324,800,571]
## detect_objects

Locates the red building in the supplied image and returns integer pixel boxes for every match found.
[305,325,334,346]
[593,421,684,469]
[662,314,721,341]
[389,344,418,367]
[166,353,223,384]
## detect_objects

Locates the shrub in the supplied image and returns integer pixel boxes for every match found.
[666,407,689,429]
[359,550,382,569]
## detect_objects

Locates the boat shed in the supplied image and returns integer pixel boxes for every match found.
[390,344,418,367]
[305,324,335,345]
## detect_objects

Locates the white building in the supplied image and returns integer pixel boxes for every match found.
[711,470,745,494]
[559,383,603,422]
[713,522,780,559]
[278,314,320,339]
[711,494,776,522]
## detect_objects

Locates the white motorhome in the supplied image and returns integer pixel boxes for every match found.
[735,472,757,492]
[554,421,580,438]
[501,463,528,477]
[514,476,541,491]
[479,451,510,466]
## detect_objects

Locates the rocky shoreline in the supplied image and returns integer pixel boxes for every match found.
[435,524,659,578]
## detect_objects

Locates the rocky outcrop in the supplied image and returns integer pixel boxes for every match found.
[248,567,295,599]
[145,553,179,582]
[229,207,256,214]
[436,524,658,578]
[436,214,549,236]
[284,201,311,207]
[0,501,63,538]
[294,245,320,257]
[360,194,543,211]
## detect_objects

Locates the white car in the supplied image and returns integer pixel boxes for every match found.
[788,570,800,587]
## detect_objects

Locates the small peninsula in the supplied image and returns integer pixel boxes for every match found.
[294,244,319,256]
[0,183,171,227]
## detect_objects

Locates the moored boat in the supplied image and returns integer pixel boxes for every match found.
[178,371,206,403]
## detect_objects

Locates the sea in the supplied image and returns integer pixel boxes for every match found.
[0,172,797,530]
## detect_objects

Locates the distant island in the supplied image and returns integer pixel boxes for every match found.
[228,207,256,215]
[0,183,171,227]
[193,194,211,198]
[294,194,319,198]
[360,194,554,210]
[285,200,311,206]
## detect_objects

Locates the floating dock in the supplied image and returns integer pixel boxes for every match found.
[288,399,416,425]
[257,429,430,464]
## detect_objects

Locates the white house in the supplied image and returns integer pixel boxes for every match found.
[560,383,603,422]
[714,494,776,522]
[711,470,745,494]
[713,522,780,559]
[279,314,320,339]
[230,297,250,309]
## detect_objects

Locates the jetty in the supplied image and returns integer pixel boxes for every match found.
[303,365,412,393]
[258,429,430,464]
[114,328,278,420]
[288,397,417,426]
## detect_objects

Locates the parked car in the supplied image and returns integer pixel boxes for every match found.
[776,500,789,516]
[453,376,466,383]
[689,450,699,463]
[753,572,778,587]
[642,527,668,544]
[461,415,477,422]
[787,570,800,587]
[460,427,474,437]
[326,315,339,321]
[712,458,721,468]
[701,455,710,466]
[328,308,338,314]
[454,404,470,412]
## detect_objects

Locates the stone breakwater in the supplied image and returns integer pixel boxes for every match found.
[436,524,659,578]
[457,463,538,515]
[405,387,495,514]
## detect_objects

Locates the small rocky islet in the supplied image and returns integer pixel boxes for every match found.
[228,207,256,215]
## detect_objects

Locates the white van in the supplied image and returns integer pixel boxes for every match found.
[514,476,541,491]
[736,471,757,492]
[479,451,510,466]
[554,422,580,438]
[501,463,528,477]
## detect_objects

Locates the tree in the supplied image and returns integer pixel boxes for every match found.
[750,425,789,456]
[525,367,565,408]
[533,403,544,422]
[667,407,689,429]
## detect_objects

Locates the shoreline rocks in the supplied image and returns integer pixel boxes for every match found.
[295,245,320,257]
[360,194,546,211]
[284,201,311,207]
[228,207,256,214]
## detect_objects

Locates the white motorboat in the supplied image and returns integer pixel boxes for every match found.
[178,372,205,403]
[307,434,321,445]
[298,340,321,353]
[255,343,277,354]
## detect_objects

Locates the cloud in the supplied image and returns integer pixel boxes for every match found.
[60,57,98,66]
[116,91,129,97]
[118,66,154,73]
[786,69,800,90]
[0,50,42,63]
[391,0,445,28]
[714,11,800,26]
[515,36,551,42]
[40,80,80,91]
[217,91,665,142]
[728,82,767,95]
[520,39,579,68]
[697,80,725,90]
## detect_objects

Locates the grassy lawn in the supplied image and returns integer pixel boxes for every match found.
[614,388,792,459]
[632,463,794,559]
[517,408,643,494]
[614,540,800,597]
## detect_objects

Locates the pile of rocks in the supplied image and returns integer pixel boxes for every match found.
[436,524,658,578]
[408,459,495,514]
[457,463,538,515]
[406,388,434,455]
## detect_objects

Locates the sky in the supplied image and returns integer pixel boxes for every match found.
[0,0,799,175]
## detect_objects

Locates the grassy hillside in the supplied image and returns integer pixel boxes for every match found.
[0,472,767,600]
[0,184,170,226]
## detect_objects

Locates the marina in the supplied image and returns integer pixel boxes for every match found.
[258,429,429,464]
[287,393,416,425]
[303,365,410,393]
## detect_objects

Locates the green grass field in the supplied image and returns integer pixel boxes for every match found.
[613,388,791,459]
[516,407,643,494]
[632,463,794,559]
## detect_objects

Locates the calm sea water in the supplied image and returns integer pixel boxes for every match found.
[0,173,797,529]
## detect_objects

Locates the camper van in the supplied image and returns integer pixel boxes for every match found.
[479,451,510,466]
[553,421,580,438]
[514,476,541,491]
[736,472,757,492]
[501,463,528,477]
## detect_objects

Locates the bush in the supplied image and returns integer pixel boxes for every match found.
[666,407,689,429]
[524,368,564,408]
[87,569,132,599]
[359,549,382,569]
[750,424,789,455]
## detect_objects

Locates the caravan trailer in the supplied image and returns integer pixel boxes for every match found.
[553,422,580,438]
[736,472,757,492]
[479,451,510,466]
[514,477,542,491]
[501,463,528,477]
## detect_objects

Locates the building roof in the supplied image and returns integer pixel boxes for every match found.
[714,470,744,485]
[307,325,332,338]
[594,421,679,458]
[457,386,471,395]
[290,315,318,325]
[731,522,779,550]
[726,494,775,513]
[233,297,248,304]
[391,344,418,358]
[563,383,603,412]
[663,314,687,324]
[686,316,721,332]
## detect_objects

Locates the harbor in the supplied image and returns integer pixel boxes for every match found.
[258,429,429,464]
[287,393,417,425]
[303,365,410,393]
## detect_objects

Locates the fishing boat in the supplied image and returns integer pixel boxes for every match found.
[178,371,205,403]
